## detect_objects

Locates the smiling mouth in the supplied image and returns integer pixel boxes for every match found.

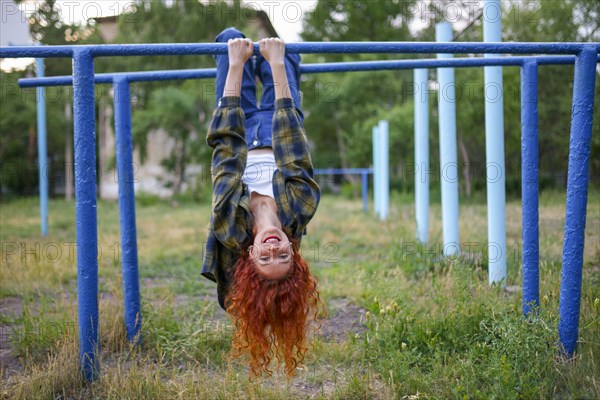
[263,235,281,244]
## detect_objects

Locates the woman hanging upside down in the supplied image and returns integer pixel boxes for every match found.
[200,28,323,377]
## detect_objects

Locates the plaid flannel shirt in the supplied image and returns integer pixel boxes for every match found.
[201,96,320,310]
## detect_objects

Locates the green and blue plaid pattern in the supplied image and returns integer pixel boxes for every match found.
[201,96,320,310]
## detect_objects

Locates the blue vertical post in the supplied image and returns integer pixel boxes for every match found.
[435,22,460,256]
[73,49,100,381]
[378,120,389,220]
[361,171,368,212]
[113,77,142,344]
[373,126,380,215]
[414,68,429,243]
[521,61,539,315]
[483,0,507,286]
[558,46,597,357]
[36,58,48,236]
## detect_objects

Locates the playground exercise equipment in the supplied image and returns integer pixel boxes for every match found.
[3,40,598,381]
[313,168,373,213]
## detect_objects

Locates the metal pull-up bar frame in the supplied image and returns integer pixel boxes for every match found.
[1,41,598,382]
[3,41,599,58]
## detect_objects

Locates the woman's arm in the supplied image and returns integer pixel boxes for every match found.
[223,38,253,98]
[206,39,254,250]
[260,38,321,234]
[259,38,291,101]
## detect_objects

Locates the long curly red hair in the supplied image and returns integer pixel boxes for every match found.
[225,242,323,377]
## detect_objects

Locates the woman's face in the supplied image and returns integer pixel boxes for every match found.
[250,226,293,280]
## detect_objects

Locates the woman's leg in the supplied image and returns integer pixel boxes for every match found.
[256,52,304,120]
[214,28,259,116]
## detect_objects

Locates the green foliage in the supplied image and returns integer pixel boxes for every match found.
[1,1,255,199]
[2,0,599,198]
[97,0,253,198]
[15,0,86,76]
[141,299,232,366]
[0,71,35,196]
[301,0,600,195]
[2,1,87,197]
[361,258,597,399]
[132,85,208,195]
[0,70,71,198]
[302,0,414,43]
[135,191,164,207]
[300,0,417,179]
[502,0,600,188]
[1,194,599,398]
[6,295,76,362]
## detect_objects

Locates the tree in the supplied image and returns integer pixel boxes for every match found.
[0,1,91,198]
[132,85,209,196]
[95,0,254,198]
[301,0,417,190]
[0,71,36,197]
[18,0,88,75]
[502,0,600,188]
[299,0,599,196]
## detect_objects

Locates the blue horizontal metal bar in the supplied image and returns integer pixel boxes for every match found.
[19,55,600,88]
[302,54,600,72]
[538,55,600,65]
[122,69,216,82]
[314,168,373,175]
[0,46,74,58]
[2,42,599,59]
[19,68,216,87]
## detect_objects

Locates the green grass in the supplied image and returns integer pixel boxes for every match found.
[0,192,598,399]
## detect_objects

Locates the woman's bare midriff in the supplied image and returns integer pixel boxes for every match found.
[248,147,273,155]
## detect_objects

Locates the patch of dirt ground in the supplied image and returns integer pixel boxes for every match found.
[0,296,24,380]
[317,297,367,343]
[0,286,371,396]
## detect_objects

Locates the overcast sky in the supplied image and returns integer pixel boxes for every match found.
[18,0,317,40]
[240,1,318,41]
[1,0,318,70]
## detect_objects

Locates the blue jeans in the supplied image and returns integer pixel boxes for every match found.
[214,27,304,150]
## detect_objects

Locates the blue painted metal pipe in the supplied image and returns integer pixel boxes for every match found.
[558,46,598,357]
[35,58,48,237]
[112,69,215,82]
[314,168,373,174]
[362,172,369,213]
[301,56,580,73]
[2,42,600,59]
[521,61,540,316]
[113,78,142,344]
[378,120,390,221]
[414,68,429,244]
[73,49,100,381]
[372,126,381,216]
[484,0,507,286]
[313,168,373,212]
[436,22,460,257]
[18,69,214,87]
[3,39,599,378]
[19,55,600,89]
